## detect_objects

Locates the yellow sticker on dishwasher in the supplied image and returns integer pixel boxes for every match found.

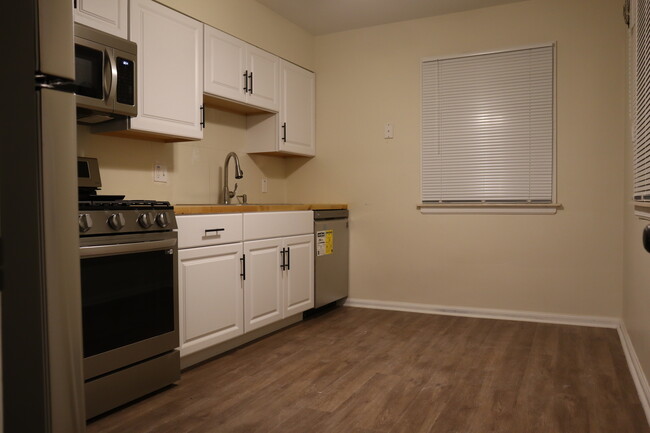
[316,230,334,256]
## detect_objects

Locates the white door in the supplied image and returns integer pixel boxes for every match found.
[204,26,247,104]
[283,235,314,316]
[130,0,204,139]
[247,46,280,112]
[73,0,128,38]
[243,238,283,332]
[178,243,244,356]
[280,60,315,156]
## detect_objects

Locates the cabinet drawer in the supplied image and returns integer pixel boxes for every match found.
[243,211,313,241]
[177,214,243,248]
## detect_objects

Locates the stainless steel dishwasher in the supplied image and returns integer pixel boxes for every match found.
[314,209,349,308]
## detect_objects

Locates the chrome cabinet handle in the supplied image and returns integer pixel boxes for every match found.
[204,228,225,236]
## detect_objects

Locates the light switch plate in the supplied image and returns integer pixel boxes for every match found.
[262,177,268,193]
[384,122,394,139]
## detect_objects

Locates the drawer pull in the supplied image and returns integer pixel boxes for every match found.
[204,228,225,236]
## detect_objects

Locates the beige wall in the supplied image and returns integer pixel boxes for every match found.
[287,0,627,317]
[77,106,288,205]
[157,0,315,70]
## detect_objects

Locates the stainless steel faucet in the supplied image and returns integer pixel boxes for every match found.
[223,152,243,204]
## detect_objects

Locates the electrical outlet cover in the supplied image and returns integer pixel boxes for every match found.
[154,164,168,183]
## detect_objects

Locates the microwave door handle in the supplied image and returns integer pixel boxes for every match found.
[80,238,177,258]
[104,48,116,103]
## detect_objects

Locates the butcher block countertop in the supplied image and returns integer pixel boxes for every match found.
[174,203,348,215]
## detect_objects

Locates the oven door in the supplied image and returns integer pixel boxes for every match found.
[80,231,179,380]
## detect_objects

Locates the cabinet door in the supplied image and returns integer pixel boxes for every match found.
[130,0,204,139]
[204,25,247,104]
[283,234,314,316]
[280,61,315,156]
[73,0,128,38]
[247,46,280,112]
[178,243,244,356]
[243,238,283,332]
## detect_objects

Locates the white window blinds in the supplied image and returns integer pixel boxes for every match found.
[421,45,555,203]
[633,0,650,200]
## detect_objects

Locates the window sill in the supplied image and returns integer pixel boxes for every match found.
[418,203,562,215]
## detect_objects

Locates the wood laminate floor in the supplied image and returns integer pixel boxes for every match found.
[87,307,650,433]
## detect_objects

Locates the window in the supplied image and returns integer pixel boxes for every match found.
[632,0,650,201]
[421,44,555,206]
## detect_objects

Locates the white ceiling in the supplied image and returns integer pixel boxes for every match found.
[255,0,527,35]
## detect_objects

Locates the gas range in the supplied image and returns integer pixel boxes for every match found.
[77,157,181,418]
[78,198,177,236]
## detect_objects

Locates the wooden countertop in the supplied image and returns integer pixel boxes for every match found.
[174,203,348,215]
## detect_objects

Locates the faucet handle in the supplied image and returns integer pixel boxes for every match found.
[232,183,238,196]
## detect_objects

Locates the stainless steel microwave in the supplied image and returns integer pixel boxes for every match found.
[74,23,137,124]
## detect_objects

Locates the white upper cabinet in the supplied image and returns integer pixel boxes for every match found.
[279,60,315,156]
[129,0,204,140]
[204,27,246,104]
[247,46,280,112]
[204,26,280,113]
[73,0,128,38]
[246,61,315,156]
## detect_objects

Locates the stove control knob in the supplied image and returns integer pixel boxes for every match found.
[138,212,155,229]
[156,212,170,228]
[78,213,93,233]
[108,213,126,231]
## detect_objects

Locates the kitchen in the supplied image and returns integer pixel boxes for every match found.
[2,0,650,431]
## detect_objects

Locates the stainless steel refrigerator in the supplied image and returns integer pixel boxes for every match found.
[0,0,86,432]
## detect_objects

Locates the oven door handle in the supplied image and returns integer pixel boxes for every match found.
[80,238,177,258]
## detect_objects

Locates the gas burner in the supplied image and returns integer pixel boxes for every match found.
[79,199,173,211]
[77,157,176,236]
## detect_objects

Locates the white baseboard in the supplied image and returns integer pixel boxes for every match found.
[343,297,650,426]
[344,298,620,328]
[618,322,650,425]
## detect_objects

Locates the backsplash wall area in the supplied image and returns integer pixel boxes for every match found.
[77,106,289,204]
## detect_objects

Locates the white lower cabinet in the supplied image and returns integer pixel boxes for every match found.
[178,243,244,357]
[243,238,283,332]
[177,211,314,358]
[243,234,314,332]
[283,234,314,316]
